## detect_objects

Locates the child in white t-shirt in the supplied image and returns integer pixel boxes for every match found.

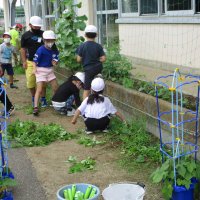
[71,77,125,134]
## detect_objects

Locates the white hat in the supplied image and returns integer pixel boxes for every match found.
[85,25,97,33]
[74,72,85,83]
[91,78,105,92]
[3,32,11,38]
[43,30,56,39]
[30,16,42,27]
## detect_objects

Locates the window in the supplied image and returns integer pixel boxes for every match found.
[119,0,199,16]
[167,0,191,11]
[121,0,138,13]
[96,0,119,46]
[196,0,200,12]
[107,0,118,10]
[141,0,158,14]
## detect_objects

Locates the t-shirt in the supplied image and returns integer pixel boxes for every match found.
[9,29,19,47]
[21,30,44,61]
[33,45,59,67]
[0,43,16,64]
[52,77,81,107]
[78,96,117,119]
[76,41,105,70]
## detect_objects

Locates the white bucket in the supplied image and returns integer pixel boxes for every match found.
[102,182,145,200]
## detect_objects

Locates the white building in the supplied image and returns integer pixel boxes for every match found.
[3,0,200,72]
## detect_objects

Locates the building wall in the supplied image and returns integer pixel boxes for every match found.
[78,0,94,25]
[119,24,200,69]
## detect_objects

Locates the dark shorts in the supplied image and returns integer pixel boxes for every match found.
[1,64,14,76]
[84,115,110,131]
[84,64,103,90]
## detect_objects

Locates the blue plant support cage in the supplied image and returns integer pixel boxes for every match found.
[0,78,14,200]
[154,68,199,200]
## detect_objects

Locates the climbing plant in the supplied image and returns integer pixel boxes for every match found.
[54,0,87,72]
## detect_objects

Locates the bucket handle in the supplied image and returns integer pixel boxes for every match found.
[108,181,145,189]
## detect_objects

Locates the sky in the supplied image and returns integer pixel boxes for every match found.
[0,0,22,8]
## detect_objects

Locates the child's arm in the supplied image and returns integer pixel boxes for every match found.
[32,62,37,75]
[21,48,27,69]
[13,52,18,64]
[100,55,106,63]
[71,109,81,124]
[115,111,125,122]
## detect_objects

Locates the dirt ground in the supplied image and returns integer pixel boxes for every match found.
[6,74,163,200]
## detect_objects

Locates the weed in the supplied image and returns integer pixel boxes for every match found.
[78,136,106,147]
[66,156,96,174]
[7,119,75,147]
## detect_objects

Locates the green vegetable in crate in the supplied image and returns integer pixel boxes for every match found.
[89,188,97,198]
[84,185,92,199]
[68,188,73,200]
[72,184,76,199]
[64,189,69,199]
[75,191,84,200]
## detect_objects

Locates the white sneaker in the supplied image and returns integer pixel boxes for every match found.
[85,130,93,135]
[67,109,75,116]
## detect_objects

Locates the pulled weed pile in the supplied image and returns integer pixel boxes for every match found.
[8,119,74,147]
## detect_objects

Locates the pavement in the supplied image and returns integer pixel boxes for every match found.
[8,148,47,200]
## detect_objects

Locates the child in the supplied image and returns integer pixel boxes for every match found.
[52,72,85,116]
[0,65,15,117]
[0,32,18,89]
[71,77,125,134]
[76,25,106,100]
[32,30,59,116]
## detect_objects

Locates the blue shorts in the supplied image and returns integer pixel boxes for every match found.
[1,64,14,76]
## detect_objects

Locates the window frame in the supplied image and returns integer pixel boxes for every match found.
[164,0,195,16]
[119,0,197,17]
[95,0,119,46]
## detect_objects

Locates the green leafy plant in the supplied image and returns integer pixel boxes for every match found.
[78,136,106,147]
[66,156,96,174]
[108,118,161,164]
[7,119,74,147]
[54,0,87,72]
[151,157,200,199]
[103,44,132,84]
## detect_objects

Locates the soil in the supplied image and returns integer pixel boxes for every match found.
[7,74,163,200]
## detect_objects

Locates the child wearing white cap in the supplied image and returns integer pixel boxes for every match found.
[76,25,106,100]
[71,78,125,134]
[52,72,85,116]
[0,32,18,89]
[32,30,59,116]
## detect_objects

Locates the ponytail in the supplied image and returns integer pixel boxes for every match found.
[87,91,104,104]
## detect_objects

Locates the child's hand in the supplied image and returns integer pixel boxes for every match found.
[52,60,58,66]
[22,62,27,69]
[71,118,77,124]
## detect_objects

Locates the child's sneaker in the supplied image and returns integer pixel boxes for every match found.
[67,109,75,117]
[8,106,15,116]
[41,98,47,108]
[10,83,18,89]
[85,129,93,135]
[33,107,39,116]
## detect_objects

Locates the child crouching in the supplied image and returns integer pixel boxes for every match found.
[52,72,85,116]
[71,77,125,134]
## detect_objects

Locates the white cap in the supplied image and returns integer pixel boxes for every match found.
[30,16,42,27]
[85,25,97,33]
[74,72,85,83]
[3,32,11,38]
[91,78,105,92]
[43,30,56,39]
